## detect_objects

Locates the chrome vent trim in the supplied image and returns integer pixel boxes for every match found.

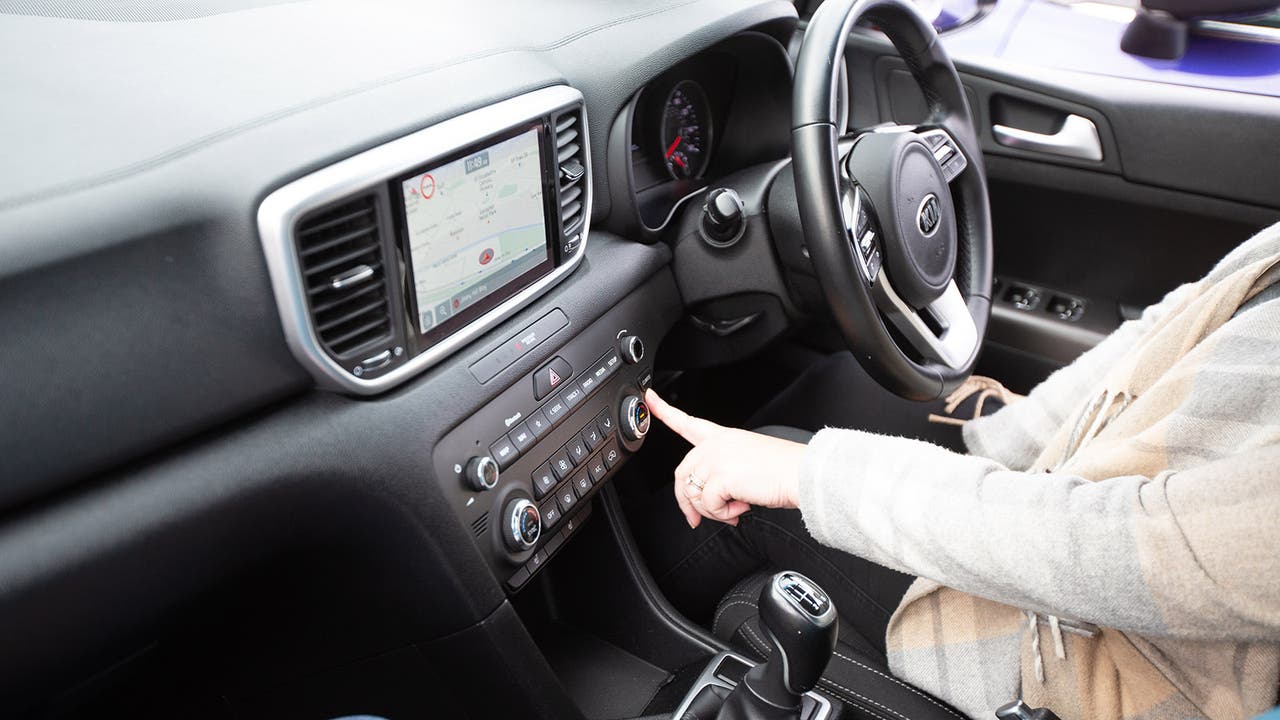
[258,86,590,395]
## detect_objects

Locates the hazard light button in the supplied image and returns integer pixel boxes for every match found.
[533,356,573,400]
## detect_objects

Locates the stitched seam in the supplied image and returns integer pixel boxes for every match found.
[817,680,896,720]
[831,650,966,720]
[740,622,773,660]
[0,0,705,211]
[712,600,758,636]
[820,677,912,720]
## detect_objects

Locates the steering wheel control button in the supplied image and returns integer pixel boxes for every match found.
[539,500,562,529]
[464,455,500,492]
[533,356,573,400]
[489,435,519,469]
[505,498,541,552]
[532,463,557,499]
[596,409,616,436]
[619,335,645,365]
[527,409,552,438]
[700,187,747,247]
[620,395,651,441]
[509,422,536,452]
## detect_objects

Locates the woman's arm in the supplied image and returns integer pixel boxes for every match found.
[648,390,1280,641]
[800,428,1280,641]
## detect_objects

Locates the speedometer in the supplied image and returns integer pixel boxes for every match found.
[660,80,712,181]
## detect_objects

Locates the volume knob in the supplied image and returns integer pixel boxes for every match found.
[464,455,499,491]
[620,395,651,441]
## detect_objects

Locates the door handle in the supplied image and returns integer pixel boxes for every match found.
[992,114,1103,161]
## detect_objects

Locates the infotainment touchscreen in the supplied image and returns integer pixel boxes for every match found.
[399,127,552,337]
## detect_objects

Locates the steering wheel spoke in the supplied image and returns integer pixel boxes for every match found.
[871,275,978,370]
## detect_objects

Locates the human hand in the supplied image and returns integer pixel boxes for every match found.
[644,389,806,528]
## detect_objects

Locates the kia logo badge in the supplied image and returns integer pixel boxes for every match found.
[917,194,941,237]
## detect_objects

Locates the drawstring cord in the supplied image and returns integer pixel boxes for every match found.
[927,375,1025,426]
[1026,612,1086,685]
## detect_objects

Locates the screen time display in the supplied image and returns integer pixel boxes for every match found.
[400,128,549,334]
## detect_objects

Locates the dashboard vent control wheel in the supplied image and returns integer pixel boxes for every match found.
[294,195,393,358]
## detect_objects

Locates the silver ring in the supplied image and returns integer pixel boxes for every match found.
[686,473,705,491]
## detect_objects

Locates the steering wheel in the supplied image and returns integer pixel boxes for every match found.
[792,0,992,401]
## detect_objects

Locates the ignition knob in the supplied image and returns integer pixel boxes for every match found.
[620,394,651,441]
[464,455,499,491]
[505,498,541,551]
[619,334,644,364]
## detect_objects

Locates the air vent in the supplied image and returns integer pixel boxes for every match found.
[554,110,587,234]
[471,513,490,538]
[295,196,393,358]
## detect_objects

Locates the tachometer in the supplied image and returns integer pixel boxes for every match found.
[660,80,712,181]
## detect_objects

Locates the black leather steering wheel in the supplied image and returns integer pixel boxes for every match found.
[792,0,993,401]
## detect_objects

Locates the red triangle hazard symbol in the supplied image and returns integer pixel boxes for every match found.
[549,368,561,386]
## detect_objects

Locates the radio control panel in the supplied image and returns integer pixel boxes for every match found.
[434,275,671,593]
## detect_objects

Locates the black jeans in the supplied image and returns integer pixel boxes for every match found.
[658,506,915,663]
[650,353,997,664]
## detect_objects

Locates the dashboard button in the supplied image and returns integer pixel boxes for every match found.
[546,529,565,555]
[578,373,599,396]
[572,469,593,498]
[509,422,536,452]
[507,567,530,589]
[588,455,607,483]
[539,499,562,528]
[532,463,557,499]
[527,409,552,438]
[544,396,569,425]
[560,384,585,410]
[601,438,622,469]
[527,549,548,573]
[582,423,603,450]
[556,485,578,514]
[596,408,616,436]
[534,356,573,400]
[550,451,574,481]
[566,434,589,465]
[489,436,519,469]
[602,350,622,377]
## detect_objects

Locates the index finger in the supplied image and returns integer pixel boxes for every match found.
[645,389,720,446]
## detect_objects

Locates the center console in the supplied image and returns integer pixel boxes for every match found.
[432,302,659,592]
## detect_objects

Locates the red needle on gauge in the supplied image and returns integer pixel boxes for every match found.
[664,136,683,159]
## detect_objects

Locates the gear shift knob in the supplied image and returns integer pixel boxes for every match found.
[757,572,838,695]
[716,571,838,720]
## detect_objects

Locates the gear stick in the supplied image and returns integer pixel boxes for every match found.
[716,571,838,720]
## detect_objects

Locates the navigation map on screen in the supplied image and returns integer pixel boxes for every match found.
[401,128,548,334]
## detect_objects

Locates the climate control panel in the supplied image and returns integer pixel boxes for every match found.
[433,312,656,594]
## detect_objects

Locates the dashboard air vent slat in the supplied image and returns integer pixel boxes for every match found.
[553,109,587,234]
[295,196,393,357]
